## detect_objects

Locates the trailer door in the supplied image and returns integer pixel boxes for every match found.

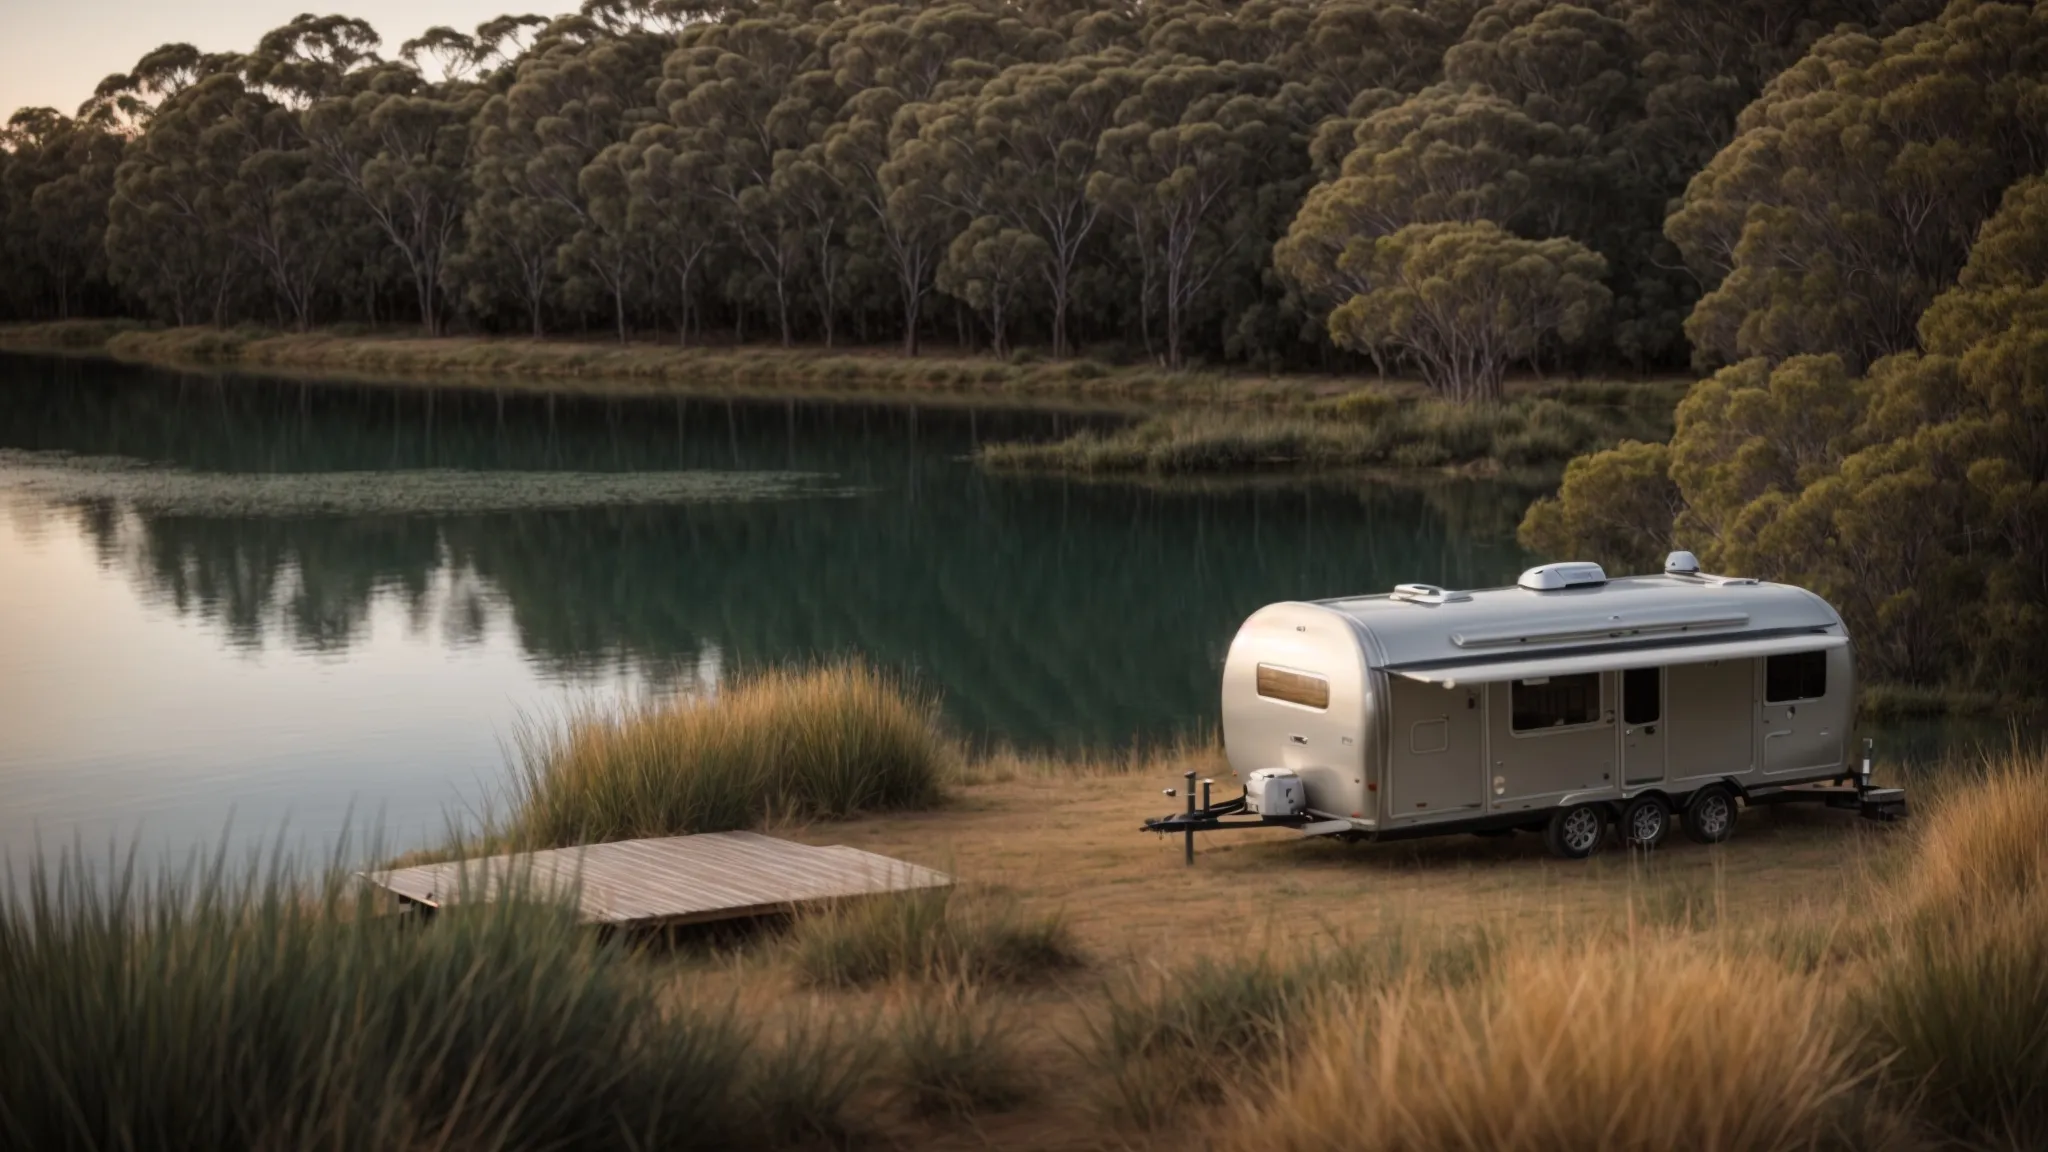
[1620,666,1666,785]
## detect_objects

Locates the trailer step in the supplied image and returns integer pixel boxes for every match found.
[1747,783,1907,821]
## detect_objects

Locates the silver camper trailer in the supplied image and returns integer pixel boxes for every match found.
[1146,554,1905,860]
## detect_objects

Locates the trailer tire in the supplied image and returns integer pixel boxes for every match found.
[1621,795,1670,850]
[1682,786,1738,844]
[1543,803,1606,860]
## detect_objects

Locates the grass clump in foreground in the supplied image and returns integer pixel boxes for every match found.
[507,661,952,848]
[787,883,1083,988]
[1088,929,1498,1130]
[976,391,1675,475]
[1857,746,2048,1147]
[0,848,840,1151]
[1216,940,1895,1152]
[888,981,1034,1119]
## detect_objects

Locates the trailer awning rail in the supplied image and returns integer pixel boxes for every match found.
[1387,632,1848,687]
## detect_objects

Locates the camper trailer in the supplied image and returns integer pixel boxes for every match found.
[1146,554,1905,860]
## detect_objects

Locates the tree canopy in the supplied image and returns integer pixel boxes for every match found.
[0,0,1946,374]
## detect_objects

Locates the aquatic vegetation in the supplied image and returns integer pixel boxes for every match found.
[0,449,848,516]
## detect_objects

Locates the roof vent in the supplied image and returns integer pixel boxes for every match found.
[1390,583,1473,605]
[1518,562,1608,592]
[1665,550,1701,576]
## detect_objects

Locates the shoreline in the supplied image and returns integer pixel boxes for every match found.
[0,319,1352,409]
[0,319,1693,476]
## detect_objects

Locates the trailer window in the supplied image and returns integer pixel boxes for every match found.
[1511,673,1600,732]
[1622,667,1661,725]
[1765,650,1828,702]
[1257,664,1329,710]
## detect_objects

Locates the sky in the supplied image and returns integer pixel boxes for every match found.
[1,0,563,119]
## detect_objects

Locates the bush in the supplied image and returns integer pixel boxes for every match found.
[787,883,1081,988]
[0,846,777,1151]
[506,661,952,847]
[1215,940,1887,1152]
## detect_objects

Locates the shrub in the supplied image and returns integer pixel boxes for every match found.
[506,661,952,847]
[787,883,1081,988]
[1215,940,1885,1152]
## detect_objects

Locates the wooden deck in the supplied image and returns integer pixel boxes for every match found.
[363,831,951,926]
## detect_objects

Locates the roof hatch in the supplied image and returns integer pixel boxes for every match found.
[1517,562,1607,591]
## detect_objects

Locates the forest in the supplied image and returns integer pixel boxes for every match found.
[4,0,2046,693]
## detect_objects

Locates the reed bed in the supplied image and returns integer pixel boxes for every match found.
[505,661,953,848]
[0,847,838,1151]
[787,883,1082,989]
[976,394,1671,475]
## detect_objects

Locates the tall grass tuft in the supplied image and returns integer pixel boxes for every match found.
[1086,931,1497,1129]
[1859,746,2048,1146]
[887,981,1033,1118]
[1215,940,1887,1152]
[508,661,952,848]
[0,844,781,1151]
[787,883,1082,988]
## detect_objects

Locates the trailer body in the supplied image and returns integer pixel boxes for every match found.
[1217,559,1864,842]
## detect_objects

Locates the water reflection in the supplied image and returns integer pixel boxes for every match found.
[0,353,1536,748]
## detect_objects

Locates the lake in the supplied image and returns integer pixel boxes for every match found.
[0,352,2005,868]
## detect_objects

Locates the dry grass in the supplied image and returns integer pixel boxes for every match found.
[887,981,1035,1119]
[504,661,953,848]
[1215,939,1898,1152]
[786,883,1083,988]
[1857,745,2048,1147]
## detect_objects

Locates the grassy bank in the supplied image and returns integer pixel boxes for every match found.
[0,323,1689,459]
[9,659,2044,1149]
[9,745,2046,1150]
[1,320,1239,403]
[977,383,1685,476]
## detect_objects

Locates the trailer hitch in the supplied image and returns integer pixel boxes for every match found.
[1142,770,1312,864]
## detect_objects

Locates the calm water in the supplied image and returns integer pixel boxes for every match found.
[0,353,1547,864]
[0,354,2013,868]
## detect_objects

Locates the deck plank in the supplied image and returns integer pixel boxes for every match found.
[362,831,950,926]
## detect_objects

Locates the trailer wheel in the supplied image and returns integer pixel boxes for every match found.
[1682,786,1738,844]
[1621,795,1670,850]
[1543,804,1606,860]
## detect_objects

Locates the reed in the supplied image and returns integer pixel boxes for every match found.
[0,844,795,1151]
[976,394,1671,475]
[786,883,1082,988]
[1215,940,1893,1152]
[505,661,953,848]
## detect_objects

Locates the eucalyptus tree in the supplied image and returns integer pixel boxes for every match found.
[1668,0,2048,369]
[462,14,668,336]
[0,109,123,318]
[663,12,839,346]
[903,56,1130,357]
[1322,221,1611,403]
[1091,58,1294,368]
